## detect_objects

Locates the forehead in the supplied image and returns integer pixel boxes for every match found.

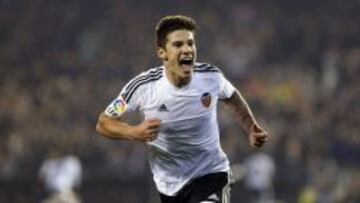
[166,29,195,43]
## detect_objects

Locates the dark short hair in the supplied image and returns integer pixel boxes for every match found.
[155,15,197,48]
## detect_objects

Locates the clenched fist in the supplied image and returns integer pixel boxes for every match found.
[132,118,161,142]
[249,123,268,148]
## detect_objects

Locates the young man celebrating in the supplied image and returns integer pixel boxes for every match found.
[96,15,268,203]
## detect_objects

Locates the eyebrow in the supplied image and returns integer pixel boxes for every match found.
[172,39,195,44]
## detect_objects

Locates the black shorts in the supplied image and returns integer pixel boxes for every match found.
[159,172,231,203]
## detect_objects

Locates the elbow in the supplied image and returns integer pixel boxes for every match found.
[96,121,104,135]
[95,113,108,136]
[95,112,126,140]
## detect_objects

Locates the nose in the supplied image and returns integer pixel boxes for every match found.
[182,44,193,54]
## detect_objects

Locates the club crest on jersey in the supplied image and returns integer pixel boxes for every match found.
[201,92,211,108]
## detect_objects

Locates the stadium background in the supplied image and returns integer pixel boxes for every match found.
[0,0,359,202]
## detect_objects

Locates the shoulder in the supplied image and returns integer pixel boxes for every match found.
[122,66,163,102]
[192,63,226,87]
[194,62,222,73]
[132,66,164,81]
[125,66,164,89]
[193,63,232,88]
[193,63,224,82]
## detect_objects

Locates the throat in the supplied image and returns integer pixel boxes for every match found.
[165,68,191,88]
[177,77,191,87]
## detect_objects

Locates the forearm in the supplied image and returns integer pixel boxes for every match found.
[222,90,258,134]
[96,112,137,140]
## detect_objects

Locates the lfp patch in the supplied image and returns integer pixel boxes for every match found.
[201,92,211,108]
[113,98,127,114]
[106,97,127,118]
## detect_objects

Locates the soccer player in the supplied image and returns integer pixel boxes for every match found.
[96,15,268,203]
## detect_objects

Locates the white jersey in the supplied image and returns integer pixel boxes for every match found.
[105,63,235,195]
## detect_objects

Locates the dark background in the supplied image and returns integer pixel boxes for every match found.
[0,0,359,202]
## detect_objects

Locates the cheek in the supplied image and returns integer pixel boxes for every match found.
[169,52,179,61]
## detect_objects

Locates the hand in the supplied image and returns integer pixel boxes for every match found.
[132,118,161,142]
[249,123,268,148]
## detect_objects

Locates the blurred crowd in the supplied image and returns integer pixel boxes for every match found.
[0,0,359,202]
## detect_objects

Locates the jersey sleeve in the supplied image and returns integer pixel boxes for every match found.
[218,72,236,99]
[104,67,162,118]
[104,78,144,118]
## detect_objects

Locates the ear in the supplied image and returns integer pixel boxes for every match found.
[157,47,167,61]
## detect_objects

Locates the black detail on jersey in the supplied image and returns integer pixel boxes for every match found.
[122,71,162,99]
[194,63,212,69]
[158,104,169,112]
[194,63,221,73]
[122,68,163,103]
[195,63,209,68]
[123,67,163,96]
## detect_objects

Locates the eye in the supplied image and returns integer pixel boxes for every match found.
[173,41,182,48]
[188,41,194,46]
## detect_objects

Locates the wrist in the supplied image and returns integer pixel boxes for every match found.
[126,125,139,140]
[246,120,259,135]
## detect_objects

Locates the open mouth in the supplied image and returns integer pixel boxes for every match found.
[179,58,193,73]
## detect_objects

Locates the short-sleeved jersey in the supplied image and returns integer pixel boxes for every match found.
[104,63,235,195]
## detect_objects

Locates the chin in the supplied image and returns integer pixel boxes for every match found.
[183,74,192,82]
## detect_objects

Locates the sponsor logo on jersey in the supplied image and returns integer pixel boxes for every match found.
[201,92,211,108]
[200,193,219,203]
[207,193,220,201]
[158,104,169,112]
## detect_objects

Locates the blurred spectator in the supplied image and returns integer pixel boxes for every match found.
[243,152,275,203]
[39,149,82,203]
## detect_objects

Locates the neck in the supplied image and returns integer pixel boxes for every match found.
[165,66,191,88]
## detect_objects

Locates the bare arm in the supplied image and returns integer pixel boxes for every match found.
[222,89,268,148]
[96,112,161,142]
[222,89,257,133]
